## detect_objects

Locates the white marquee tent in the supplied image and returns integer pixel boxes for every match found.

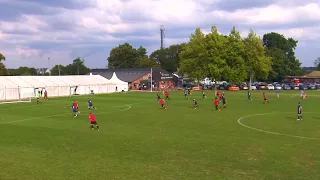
[0,75,120,101]
[109,72,128,92]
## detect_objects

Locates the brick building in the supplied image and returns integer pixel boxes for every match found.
[284,71,320,84]
[91,68,176,90]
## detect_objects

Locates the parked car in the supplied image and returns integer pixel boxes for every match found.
[283,85,291,90]
[241,86,249,90]
[293,85,299,90]
[257,84,267,90]
[299,84,308,90]
[251,85,257,90]
[274,84,282,90]
[308,84,316,90]
[267,84,275,90]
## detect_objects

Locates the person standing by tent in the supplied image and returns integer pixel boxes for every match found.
[37,91,41,104]
[115,86,118,92]
[44,90,48,100]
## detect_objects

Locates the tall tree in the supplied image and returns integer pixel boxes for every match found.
[64,58,91,75]
[50,65,67,75]
[223,27,247,83]
[150,43,185,73]
[204,26,228,85]
[107,43,147,68]
[244,29,272,88]
[179,28,208,81]
[0,53,8,75]
[136,57,159,68]
[263,32,302,81]
[313,57,320,70]
[0,53,5,61]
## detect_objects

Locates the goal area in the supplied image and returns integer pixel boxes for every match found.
[0,93,32,105]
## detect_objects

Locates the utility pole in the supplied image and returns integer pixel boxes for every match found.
[160,25,165,49]
[58,64,61,76]
[48,58,51,76]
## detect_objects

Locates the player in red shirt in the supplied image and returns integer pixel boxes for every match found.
[158,99,166,109]
[44,90,48,100]
[263,92,269,104]
[165,91,170,101]
[73,101,80,113]
[89,112,99,131]
[214,97,220,111]
[219,92,223,101]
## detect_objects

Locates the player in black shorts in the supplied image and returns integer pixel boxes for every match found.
[202,91,207,99]
[297,102,302,120]
[193,99,198,109]
[222,96,227,108]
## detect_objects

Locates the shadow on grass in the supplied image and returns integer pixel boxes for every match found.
[286,117,296,120]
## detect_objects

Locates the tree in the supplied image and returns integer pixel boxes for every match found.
[0,63,8,75]
[107,43,147,68]
[203,26,228,86]
[223,27,247,83]
[263,32,303,81]
[179,28,208,81]
[244,29,272,88]
[64,58,91,75]
[50,65,67,75]
[136,57,159,68]
[0,53,5,61]
[150,43,185,73]
[313,57,320,70]
[0,53,8,75]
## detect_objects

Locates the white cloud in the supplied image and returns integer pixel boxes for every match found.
[222,3,320,25]
[0,0,319,67]
[16,47,40,57]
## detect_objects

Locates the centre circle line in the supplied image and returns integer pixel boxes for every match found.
[237,112,319,140]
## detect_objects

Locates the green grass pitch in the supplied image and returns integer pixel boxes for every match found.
[0,90,319,180]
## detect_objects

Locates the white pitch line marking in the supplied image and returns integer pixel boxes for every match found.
[0,101,147,125]
[237,112,319,140]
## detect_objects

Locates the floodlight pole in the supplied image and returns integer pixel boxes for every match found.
[48,58,51,76]
[58,64,61,76]
[150,68,153,92]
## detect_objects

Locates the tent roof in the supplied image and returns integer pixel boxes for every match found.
[0,77,19,88]
[110,72,128,84]
[91,68,150,82]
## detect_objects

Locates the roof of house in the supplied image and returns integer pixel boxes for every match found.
[285,71,320,79]
[91,68,151,82]
[305,71,320,77]
[37,68,48,71]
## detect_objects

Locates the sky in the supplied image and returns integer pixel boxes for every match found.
[0,0,319,69]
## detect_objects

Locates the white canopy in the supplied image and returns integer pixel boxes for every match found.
[110,72,128,91]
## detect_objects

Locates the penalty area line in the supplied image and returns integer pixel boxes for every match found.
[237,112,319,140]
[0,101,147,125]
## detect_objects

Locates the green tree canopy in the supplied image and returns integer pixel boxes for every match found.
[314,57,320,70]
[64,58,91,75]
[0,53,5,61]
[222,26,247,83]
[136,57,159,68]
[150,43,185,73]
[8,66,36,76]
[179,28,208,81]
[107,43,147,68]
[263,32,302,81]
[244,29,272,86]
[50,65,68,75]
[0,53,8,75]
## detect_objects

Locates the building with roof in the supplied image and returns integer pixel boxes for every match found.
[284,71,320,84]
[91,68,176,90]
[37,68,50,74]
